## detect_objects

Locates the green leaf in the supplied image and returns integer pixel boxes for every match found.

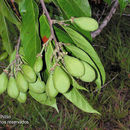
[55,0,91,18]
[0,13,12,55]
[54,26,73,43]
[65,45,102,89]
[63,88,100,114]
[71,77,89,92]
[39,14,51,39]
[9,49,16,63]
[63,26,106,85]
[41,97,59,113]
[119,0,129,14]
[19,0,41,67]
[0,0,20,28]
[45,42,55,72]
[29,91,59,112]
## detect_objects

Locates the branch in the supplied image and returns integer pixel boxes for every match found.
[91,0,119,38]
[40,0,57,44]
[15,36,20,59]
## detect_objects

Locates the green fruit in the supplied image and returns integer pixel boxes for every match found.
[29,77,45,93]
[7,77,19,99]
[21,64,36,83]
[53,66,70,93]
[0,52,8,61]
[17,92,27,103]
[29,91,47,103]
[80,61,96,82]
[0,72,8,95]
[73,17,98,32]
[16,71,28,93]
[64,55,85,77]
[33,56,43,73]
[46,74,58,98]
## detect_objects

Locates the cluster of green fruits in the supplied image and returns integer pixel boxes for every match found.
[0,56,44,103]
[0,53,96,103]
[46,55,96,97]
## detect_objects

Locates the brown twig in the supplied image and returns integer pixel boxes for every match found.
[40,0,57,44]
[15,36,20,59]
[3,36,21,73]
[94,73,119,93]
[91,0,119,38]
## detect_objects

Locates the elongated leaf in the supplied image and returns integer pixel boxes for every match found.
[54,26,73,43]
[63,26,106,85]
[0,13,12,55]
[45,42,55,72]
[119,0,129,14]
[41,97,59,113]
[0,0,20,28]
[63,88,100,114]
[39,14,51,39]
[65,45,102,89]
[71,77,89,92]
[55,0,91,18]
[19,0,41,66]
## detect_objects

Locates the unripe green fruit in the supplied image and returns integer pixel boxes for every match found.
[80,61,96,82]
[0,52,8,61]
[64,55,85,77]
[46,74,58,98]
[16,71,29,93]
[73,17,98,32]
[17,92,27,103]
[29,77,45,94]
[7,77,19,99]
[53,66,70,93]
[21,64,36,83]
[33,56,43,73]
[29,91,47,103]
[0,72,8,95]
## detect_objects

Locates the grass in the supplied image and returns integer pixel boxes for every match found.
[0,7,130,130]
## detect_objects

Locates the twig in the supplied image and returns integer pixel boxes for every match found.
[3,36,21,73]
[116,13,130,17]
[15,36,20,59]
[40,0,57,44]
[91,0,119,38]
[94,73,119,93]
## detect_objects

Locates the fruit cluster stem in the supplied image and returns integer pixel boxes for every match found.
[16,36,20,59]
[3,36,21,74]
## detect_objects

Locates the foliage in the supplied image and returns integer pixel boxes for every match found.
[0,0,129,129]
